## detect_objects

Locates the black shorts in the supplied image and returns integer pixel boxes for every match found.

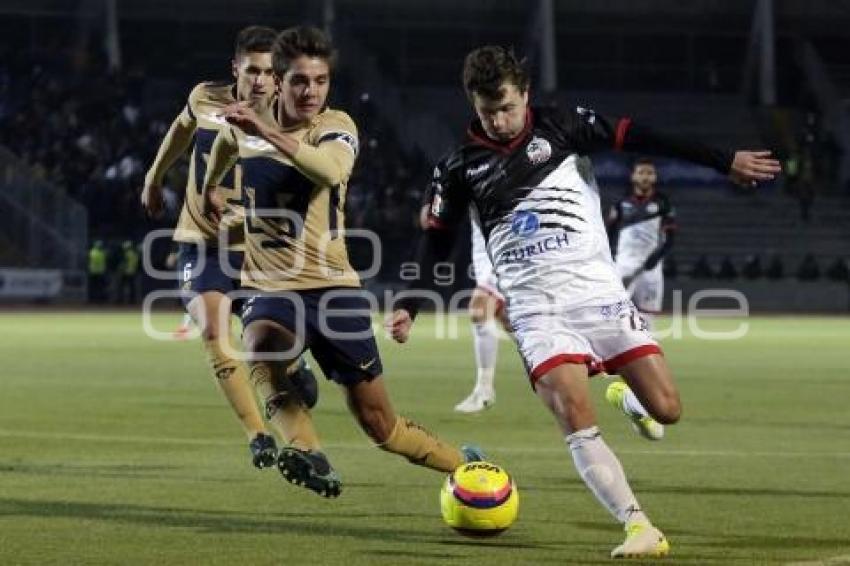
[240,287,383,386]
[177,243,243,310]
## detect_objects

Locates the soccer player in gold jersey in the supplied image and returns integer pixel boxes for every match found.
[203,26,482,498]
[141,26,317,470]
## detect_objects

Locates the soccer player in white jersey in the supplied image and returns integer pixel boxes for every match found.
[604,157,674,440]
[607,158,674,327]
[388,46,780,558]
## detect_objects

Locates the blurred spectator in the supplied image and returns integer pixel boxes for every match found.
[741,254,763,280]
[825,258,849,283]
[690,255,713,279]
[796,254,821,281]
[717,256,738,280]
[766,254,784,280]
[119,241,140,304]
[87,240,107,303]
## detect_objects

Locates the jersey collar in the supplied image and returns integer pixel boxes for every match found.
[467,108,534,154]
[630,189,655,203]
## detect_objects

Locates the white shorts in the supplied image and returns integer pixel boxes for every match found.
[470,213,504,303]
[616,261,663,313]
[508,299,661,384]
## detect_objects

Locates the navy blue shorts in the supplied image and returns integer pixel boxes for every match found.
[177,243,244,310]
[240,287,383,386]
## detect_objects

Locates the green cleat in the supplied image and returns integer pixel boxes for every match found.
[605,380,664,441]
[277,446,341,498]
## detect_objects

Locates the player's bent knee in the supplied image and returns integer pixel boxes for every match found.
[199,325,221,342]
[653,394,682,425]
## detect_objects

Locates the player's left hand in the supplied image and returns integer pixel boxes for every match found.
[221,102,265,137]
[385,309,413,343]
[729,150,782,187]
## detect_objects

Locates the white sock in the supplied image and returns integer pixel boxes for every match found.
[472,320,499,391]
[181,313,193,328]
[566,426,649,526]
[622,387,650,419]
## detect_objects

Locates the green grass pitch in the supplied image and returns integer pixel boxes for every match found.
[1,311,848,565]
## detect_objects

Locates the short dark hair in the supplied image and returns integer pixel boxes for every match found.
[234,25,277,58]
[632,157,656,170]
[273,26,336,77]
[462,46,530,100]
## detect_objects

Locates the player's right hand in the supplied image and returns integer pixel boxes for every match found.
[203,186,225,225]
[385,309,413,343]
[141,181,164,218]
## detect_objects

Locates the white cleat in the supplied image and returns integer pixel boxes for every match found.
[453,388,495,414]
[611,523,670,559]
[631,416,665,441]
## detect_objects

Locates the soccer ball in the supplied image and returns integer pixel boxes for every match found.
[440,461,519,536]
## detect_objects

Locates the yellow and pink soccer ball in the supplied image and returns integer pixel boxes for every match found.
[440,461,519,536]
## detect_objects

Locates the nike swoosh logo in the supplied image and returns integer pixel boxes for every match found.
[358,358,377,370]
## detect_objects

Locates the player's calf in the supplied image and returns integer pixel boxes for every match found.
[250,361,322,451]
[379,416,470,473]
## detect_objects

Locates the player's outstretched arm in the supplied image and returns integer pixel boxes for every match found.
[390,225,460,343]
[201,128,238,224]
[142,111,197,217]
[572,109,782,185]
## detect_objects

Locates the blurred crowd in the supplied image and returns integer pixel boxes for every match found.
[0,58,168,242]
[0,58,432,291]
[2,55,848,301]
[669,254,849,283]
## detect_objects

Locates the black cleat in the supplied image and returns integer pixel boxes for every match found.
[461,444,487,463]
[289,357,319,409]
[277,446,341,498]
[249,433,278,469]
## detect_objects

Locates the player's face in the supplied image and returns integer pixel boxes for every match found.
[472,83,529,142]
[233,51,275,107]
[631,164,657,196]
[278,56,330,125]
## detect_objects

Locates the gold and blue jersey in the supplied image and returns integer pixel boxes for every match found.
[173,81,245,248]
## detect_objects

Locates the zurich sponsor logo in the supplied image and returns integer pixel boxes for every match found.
[499,232,570,264]
[511,210,540,237]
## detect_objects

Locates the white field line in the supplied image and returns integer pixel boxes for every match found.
[785,555,850,566]
[0,428,849,459]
